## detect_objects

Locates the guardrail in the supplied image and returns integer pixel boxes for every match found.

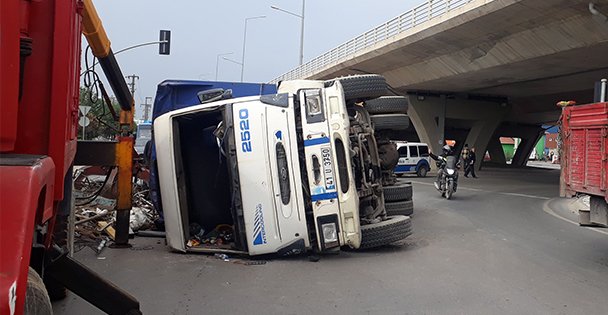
[270,0,476,83]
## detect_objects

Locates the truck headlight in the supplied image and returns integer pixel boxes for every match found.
[305,90,323,116]
[322,223,338,243]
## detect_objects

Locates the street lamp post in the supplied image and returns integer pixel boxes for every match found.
[241,15,266,82]
[216,52,233,80]
[223,57,244,79]
[271,0,305,65]
[80,39,169,76]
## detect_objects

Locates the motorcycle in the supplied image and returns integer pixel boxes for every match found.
[435,156,459,199]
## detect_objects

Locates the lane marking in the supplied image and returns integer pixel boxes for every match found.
[542,200,608,236]
[409,180,549,199]
[500,192,550,200]
[409,180,608,237]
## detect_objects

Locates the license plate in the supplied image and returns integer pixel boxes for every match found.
[321,147,335,190]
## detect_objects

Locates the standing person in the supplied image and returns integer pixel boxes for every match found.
[461,144,470,167]
[464,147,478,178]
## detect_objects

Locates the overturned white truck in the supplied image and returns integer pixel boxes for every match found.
[154,75,413,256]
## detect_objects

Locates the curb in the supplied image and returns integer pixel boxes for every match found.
[543,197,608,236]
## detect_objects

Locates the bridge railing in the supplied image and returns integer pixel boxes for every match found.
[270,0,474,83]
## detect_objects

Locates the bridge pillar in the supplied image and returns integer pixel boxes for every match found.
[511,130,544,167]
[407,96,444,164]
[463,116,504,171]
[408,94,510,171]
[486,135,507,165]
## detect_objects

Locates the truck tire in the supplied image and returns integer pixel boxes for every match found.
[383,182,413,202]
[328,74,387,101]
[25,267,53,315]
[360,215,412,249]
[385,200,414,216]
[365,96,409,114]
[370,114,410,130]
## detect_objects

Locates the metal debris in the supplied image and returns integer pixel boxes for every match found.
[72,167,159,254]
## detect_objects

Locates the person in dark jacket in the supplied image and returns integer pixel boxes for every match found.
[430,145,455,189]
[464,147,477,178]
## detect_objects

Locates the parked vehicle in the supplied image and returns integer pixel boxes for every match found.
[394,142,431,177]
[1,0,141,313]
[560,79,608,227]
[134,121,152,155]
[154,75,413,256]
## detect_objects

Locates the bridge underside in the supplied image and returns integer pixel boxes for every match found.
[304,0,608,167]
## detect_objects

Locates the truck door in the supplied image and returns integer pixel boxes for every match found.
[233,97,309,255]
[408,145,420,173]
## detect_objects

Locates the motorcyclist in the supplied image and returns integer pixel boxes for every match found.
[429,145,459,190]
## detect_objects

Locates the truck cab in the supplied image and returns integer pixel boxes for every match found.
[155,76,411,256]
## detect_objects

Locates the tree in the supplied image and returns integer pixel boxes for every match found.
[78,87,121,140]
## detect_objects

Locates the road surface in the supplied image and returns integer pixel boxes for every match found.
[54,167,608,314]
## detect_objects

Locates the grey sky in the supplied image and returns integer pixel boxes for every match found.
[87,0,423,118]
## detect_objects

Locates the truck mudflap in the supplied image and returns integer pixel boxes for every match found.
[232,97,309,255]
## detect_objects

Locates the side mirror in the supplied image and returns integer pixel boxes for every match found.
[197,88,232,104]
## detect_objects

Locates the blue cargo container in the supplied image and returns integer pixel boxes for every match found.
[148,80,277,225]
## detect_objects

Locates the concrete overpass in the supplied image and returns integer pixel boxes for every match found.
[272,0,608,168]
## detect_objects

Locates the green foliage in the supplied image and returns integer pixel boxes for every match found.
[78,87,120,140]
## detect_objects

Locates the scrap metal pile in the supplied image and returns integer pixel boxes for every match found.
[72,166,159,254]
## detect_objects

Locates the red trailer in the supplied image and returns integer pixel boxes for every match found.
[1,0,140,314]
[560,82,608,227]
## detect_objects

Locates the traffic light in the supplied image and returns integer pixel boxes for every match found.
[159,30,171,55]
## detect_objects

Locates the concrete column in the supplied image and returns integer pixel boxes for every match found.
[407,96,442,158]
[464,117,504,171]
[511,130,543,167]
[486,134,507,165]
[438,95,446,148]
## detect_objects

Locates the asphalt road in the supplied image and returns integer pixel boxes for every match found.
[54,167,608,315]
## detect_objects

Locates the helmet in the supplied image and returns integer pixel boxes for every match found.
[442,145,451,154]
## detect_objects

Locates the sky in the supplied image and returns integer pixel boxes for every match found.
[86,0,424,119]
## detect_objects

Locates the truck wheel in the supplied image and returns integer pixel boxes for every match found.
[383,182,412,202]
[370,114,410,131]
[365,96,408,114]
[385,200,414,216]
[328,74,388,101]
[417,166,428,177]
[25,267,53,315]
[360,215,412,249]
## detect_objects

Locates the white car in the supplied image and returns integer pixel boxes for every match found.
[154,75,412,256]
[394,142,431,177]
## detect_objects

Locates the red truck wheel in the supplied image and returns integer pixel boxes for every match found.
[24,267,52,315]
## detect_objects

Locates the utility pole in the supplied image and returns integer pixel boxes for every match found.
[125,74,139,96]
[141,97,152,121]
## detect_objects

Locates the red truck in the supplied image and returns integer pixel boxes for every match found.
[560,79,608,227]
[1,0,141,314]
